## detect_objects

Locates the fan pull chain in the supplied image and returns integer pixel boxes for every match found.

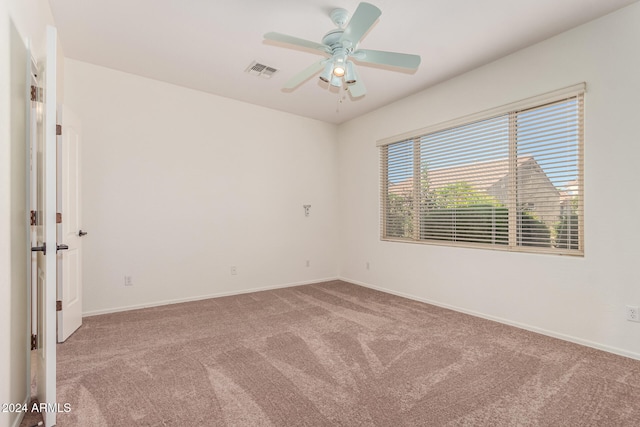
[336,85,346,113]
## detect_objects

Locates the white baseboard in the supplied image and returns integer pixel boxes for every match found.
[340,276,640,362]
[82,276,340,317]
[11,393,30,427]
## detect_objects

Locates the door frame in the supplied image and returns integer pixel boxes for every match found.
[31,25,58,427]
[26,45,37,411]
[56,105,83,342]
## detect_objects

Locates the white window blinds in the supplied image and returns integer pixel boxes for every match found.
[380,85,584,255]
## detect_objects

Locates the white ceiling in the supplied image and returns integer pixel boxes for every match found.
[49,0,637,124]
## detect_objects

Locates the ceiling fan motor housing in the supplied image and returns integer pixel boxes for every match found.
[322,29,345,47]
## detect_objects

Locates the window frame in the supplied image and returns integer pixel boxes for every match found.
[379,84,585,256]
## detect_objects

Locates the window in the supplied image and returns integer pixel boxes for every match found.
[380,84,584,255]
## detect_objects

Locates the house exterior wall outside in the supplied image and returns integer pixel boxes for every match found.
[338,2,640,359]
[487,159,562,226]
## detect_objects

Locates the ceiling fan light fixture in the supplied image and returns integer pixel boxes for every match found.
[318,62,333,83]
[330,74,342,88]
[344,61,357,85]
[332,51,347,77]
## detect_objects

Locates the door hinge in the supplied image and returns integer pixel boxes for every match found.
[31,334,37,351]
[30,210,37,226]
[56,212,62,224]
[30,85,42,102]
[56,124,62,136]
[31,242,46,255]
[56,300,62,311]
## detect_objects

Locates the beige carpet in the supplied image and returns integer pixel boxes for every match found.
[56,280,640,426]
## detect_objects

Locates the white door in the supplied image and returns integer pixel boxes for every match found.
[34,25,58,427]
[57,106,83,342]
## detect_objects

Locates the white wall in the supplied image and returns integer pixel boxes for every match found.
[63,60,339,315]
[0,2,59,426]
[338,2,640,359]
[0,7,17,427]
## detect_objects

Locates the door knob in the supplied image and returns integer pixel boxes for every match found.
[57,244,69,252]
[78,230,88,237]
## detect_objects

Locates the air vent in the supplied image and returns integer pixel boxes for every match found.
[245,61,278,79]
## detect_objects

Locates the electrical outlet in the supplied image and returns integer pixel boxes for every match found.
[366,261,370,270]
[230,266,237,275]
[626,305,640,322]
[306,260,310,267]
[124,275,133,286]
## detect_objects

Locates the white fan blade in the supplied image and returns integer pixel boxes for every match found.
[264,32,329,53]
[348,79,367,98]
[283,60,326,89]
[354,49,421,70]
[339,2,381,45]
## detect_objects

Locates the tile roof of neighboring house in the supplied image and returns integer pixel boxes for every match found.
[388,156,535,195]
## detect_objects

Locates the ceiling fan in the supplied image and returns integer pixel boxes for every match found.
[264,2,421,98]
